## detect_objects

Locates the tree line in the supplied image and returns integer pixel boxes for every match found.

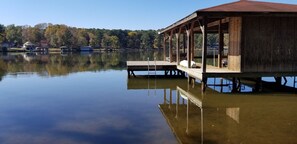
[0,23,162,49]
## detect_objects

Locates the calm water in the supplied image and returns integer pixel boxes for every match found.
[0,51,296,144]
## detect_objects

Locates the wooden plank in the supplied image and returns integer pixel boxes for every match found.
[242,16,259,72]
[272,17,281,72]
[279,17,286,72]
[292,17,297,72]
[284,17,294,72]
[127,61,176,66]
[228,17,241,71]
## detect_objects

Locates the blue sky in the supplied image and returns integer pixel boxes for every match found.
[1,0,297,30]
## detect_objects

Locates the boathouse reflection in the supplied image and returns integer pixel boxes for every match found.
[159,86,205,144]
[158,84,297,144]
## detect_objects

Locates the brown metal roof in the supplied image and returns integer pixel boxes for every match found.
[198,0,297,13]
[160,0,297,34]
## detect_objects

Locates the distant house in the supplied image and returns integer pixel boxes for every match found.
[22,41,36,52]
[1,42,13,52]
[80,46,93,51]
[40,40,48,48]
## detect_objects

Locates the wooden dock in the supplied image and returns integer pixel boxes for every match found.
[177,64,240,80]
[127,61,179,77]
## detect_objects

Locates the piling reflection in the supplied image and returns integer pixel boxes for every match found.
[158,82,297,144]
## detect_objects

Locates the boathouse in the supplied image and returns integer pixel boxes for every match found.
[160,0,297,91]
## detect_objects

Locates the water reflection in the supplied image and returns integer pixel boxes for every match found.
[127,76,296,143]
[0,50,163,79]
[0,50,296,144]
[157,82,297,144]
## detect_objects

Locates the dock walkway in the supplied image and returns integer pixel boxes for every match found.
[177,64,240,80]
[127,61,178,77]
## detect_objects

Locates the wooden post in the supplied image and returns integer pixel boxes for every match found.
[169,31,173,62]
[201,17,208,92]
[191,22,195,62]
[275,77,282,85]
[232,77,237,93]
[253,77,262,92]
[186,28,192,68]
[218,20,224,68]
[183,33,186,54]
[201,77,207,92]
[176,28,181,65]
[201,17,208,73]
[163,34,167,61]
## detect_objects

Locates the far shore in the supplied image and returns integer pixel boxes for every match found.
[0,47,161,53]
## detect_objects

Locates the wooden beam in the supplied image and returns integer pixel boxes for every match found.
[201,17,208,73]
[175,28,182,64]
[207,18,229,28]
[160,12,197,34]
[183,33,186,53]
[218,20,224,68]
[163,33,167,61]
[169,31,173,62]
[186,24,192,68]
[191,21,195,62]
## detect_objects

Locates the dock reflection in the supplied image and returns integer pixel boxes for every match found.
[158,83,297,144]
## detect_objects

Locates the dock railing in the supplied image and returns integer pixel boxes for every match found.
[147,57,157,76]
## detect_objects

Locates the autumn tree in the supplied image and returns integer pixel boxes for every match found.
[5,25,22,46]
[44,25,59,47]
[110,36,120,49]
[127,31,140,48]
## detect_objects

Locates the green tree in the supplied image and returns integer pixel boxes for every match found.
[127,31,139,48]
[110,35,120,49]
[153,33,162,49]
[5,25,22,46]
[140,32,153,49]
[0,24,5,43]
[77,29,89,46]
[101,33,111,48]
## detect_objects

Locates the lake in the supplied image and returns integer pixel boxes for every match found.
[0,51,296,144]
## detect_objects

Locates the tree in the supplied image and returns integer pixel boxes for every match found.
[5,25,22,46]
[127,31,139,48]
[153,33,162,49]
[140,31,154,49]
[77,29,89,46]
[22,26,42,43]
[88,32,100,48]
[110,36,120,49]
[45,25,59,47]
[0,24,5,43]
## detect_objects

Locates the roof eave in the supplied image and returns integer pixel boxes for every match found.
[159,12,198,34]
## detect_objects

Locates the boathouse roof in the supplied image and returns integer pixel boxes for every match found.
[160,0,297,34]
[198,0,297,12]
